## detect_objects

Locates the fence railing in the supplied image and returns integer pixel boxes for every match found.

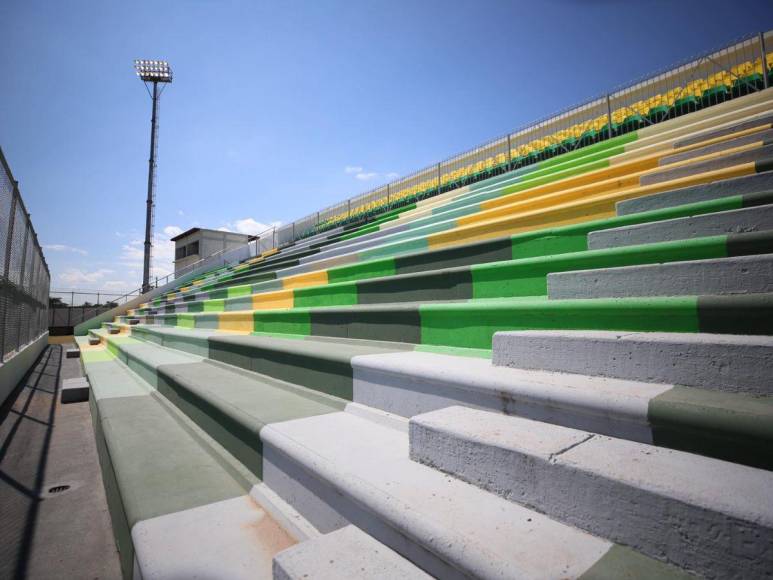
[48,289,131,329]
[115,29,773,303]
[0,147,51,363]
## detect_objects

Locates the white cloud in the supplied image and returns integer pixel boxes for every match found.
[344,165,399,182]
[59,268,113,285]
[220,217,282,236]
[118,224,180,284]
[44,244,88,255]
[163,225,183,238]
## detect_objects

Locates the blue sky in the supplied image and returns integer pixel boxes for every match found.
[2,0,772,295]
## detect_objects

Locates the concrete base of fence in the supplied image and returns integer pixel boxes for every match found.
[0,332,49,407]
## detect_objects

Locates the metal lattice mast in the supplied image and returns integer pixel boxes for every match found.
[134,59,172,293]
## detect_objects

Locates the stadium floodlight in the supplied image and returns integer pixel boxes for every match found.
[133,59,173,293]
[134,59,173,83]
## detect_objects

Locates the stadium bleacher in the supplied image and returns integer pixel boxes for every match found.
[77,65,773,578]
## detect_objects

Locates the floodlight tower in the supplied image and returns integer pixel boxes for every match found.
[134,59,173,293]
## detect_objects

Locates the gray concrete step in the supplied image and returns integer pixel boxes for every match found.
[547,253,773,299]
[273,525,431,580]
[641,143,773,186]
[409,405,773,580]
[262,410,688,579]
[492,330,773,395]
[616,167,773,215]
[589,204,773,249]
[660,127,773,166]
[351,348,773,469]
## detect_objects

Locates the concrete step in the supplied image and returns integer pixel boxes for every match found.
[350,348,773,469]
[409,405,773,580]
[671,111,773,148]
[616,166,773,215]
[548,253,773,299]
[589,203,773,249]
[659,127,773,166]
[137,187,773,316]
[136,292,773,350]
[142,231,773,317]
[492,330,773,395]
[75,338,296,579]
[262,410,688,579]
[109,325,773,469]
[641,142,773,186]
[273,525,431,580]
[90,330,346,479]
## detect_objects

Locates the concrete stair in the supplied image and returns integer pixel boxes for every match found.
[409,405,773,579]
[78,90,773,579]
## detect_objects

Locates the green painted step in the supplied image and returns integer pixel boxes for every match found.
[81,348,256,578]
[141,293,773,350]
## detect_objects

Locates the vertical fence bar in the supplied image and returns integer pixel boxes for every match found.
[761,32,769,90]
[15,222,29,351]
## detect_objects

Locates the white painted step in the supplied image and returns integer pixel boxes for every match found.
[261,411,686,579]
[547,254,773,299]
[410,405,773,580]
[588,204,773,249]
[492,330,773,395]
[273,525,431,580]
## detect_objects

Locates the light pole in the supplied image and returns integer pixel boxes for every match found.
[134,59,173,293]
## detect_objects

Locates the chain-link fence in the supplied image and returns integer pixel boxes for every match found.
[48,290,128,332]
[0,147,50,362]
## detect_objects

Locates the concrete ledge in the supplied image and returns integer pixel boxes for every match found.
[492,330,773,395]
[0,332,48,407]
[273,525,431,580]
[548,254,773,299]
[410,405,773,579]
[641,143,773,186]
[589,204,773,249]
[132,494,295,580]
[352,350,662,442]
[61,377,90,404]
[616,171,773,216]
[263,411,688,579]
[660,128,773,166]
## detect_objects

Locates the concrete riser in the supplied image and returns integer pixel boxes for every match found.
[589,204,773,249]
[548,254,773,299]
[409,406,773,580]
[492,330,773,396]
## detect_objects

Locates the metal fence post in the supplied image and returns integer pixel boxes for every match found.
[606,94,614,139]
[15,223,29,350]
[387,183,391,206]
[0,189,19,362]
[436,163,441,195]
[507,134,512,166]
[761,32,769,90]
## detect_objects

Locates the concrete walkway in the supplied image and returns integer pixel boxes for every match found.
[0,341,121,579]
